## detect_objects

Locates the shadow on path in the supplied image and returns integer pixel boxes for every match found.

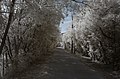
[14,48,104,79]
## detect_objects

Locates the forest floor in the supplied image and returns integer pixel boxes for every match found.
[9,48,109,79]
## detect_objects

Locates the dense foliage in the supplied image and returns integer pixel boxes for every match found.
[62,0,120,70]
[0,0,70,78]
[0,0,120,78]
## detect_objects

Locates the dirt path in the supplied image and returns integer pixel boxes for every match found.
[14,48,104,79]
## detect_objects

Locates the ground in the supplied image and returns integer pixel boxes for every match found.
[11,48,106,79]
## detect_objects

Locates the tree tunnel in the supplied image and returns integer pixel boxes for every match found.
[0,0,120,78]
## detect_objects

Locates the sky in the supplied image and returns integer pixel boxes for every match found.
[59,13,72,33]
[59,0,83,33]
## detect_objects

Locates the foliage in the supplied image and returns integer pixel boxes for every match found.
[63,0,120,70]
[0,0,69,77]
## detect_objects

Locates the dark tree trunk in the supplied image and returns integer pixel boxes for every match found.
[0,0,16,56]
[71,40,74,54]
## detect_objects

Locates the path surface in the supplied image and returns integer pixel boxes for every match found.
[16,48,104,79]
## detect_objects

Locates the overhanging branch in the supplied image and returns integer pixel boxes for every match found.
[72,0,92,8]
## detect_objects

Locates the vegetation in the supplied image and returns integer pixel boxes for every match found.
[0,0,68,78]
[0,0,120,78]
[62,0,120,71]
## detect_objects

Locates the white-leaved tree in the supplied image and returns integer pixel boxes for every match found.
[0,0,74,78]
[63,0,120,70]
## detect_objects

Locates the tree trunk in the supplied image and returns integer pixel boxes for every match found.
[0,0,16,56]
[71,40,74,53]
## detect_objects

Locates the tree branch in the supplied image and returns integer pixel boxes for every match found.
[72,0,92,8]
[98,26,113,39]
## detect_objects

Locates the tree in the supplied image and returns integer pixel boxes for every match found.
[0,0,75,78]
[71,0,120,70]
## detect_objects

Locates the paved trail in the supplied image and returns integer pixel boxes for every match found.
[16,48,104,79]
